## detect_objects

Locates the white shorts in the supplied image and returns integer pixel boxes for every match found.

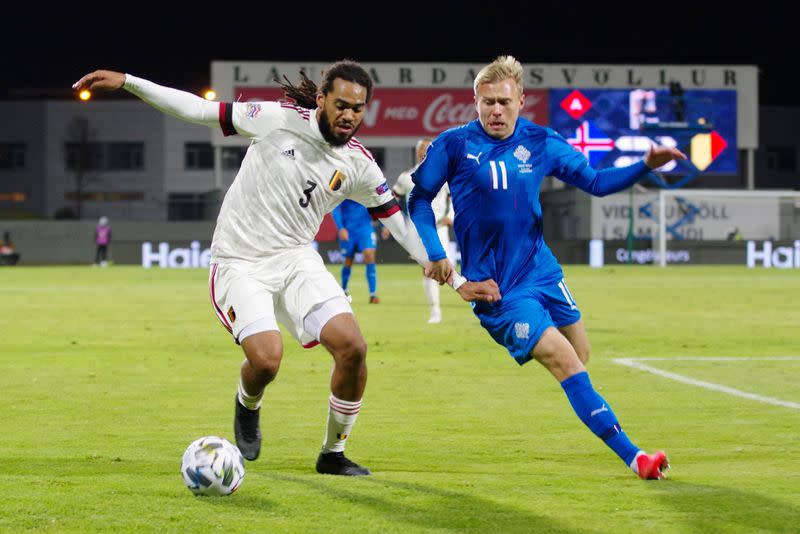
[209,247,352,347]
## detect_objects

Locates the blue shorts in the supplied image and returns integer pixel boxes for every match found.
[472,275,581,366]
[340,228,376,258]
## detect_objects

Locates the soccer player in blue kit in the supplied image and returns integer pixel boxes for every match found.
[332,199,382,303]
[409,56,687,480]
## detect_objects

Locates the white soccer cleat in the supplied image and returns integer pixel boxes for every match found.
[427,309,442,324]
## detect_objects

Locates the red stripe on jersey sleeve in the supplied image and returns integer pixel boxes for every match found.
[218,102,237,136]
[367,199,401,220]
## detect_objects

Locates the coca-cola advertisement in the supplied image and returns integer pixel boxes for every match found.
[234,87,549,136]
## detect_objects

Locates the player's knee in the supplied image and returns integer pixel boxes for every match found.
[244,344,282,380]
[533,329,584,380]
[334,336,367,371]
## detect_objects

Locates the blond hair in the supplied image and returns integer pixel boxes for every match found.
[473,55,523,94]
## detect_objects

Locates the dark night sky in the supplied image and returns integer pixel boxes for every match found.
[2,3,797,105]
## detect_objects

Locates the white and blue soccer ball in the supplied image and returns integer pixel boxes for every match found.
[181,436,245,496]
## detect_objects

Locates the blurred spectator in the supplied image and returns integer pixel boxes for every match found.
[0,231,20,266]
[94,216,111,267]
[726,227,743,241]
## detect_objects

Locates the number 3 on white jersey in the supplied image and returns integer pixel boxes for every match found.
[489,160,507,190]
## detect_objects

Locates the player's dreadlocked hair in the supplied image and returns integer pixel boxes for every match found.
[473,55,523,95]
[278,60,373,109]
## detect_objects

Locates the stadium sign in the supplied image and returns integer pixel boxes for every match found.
[746,241,800,268]
[141,241,211,268]
[211,62,757,148]
[215,63,751,90]
[592,194,780,241]
[615,247,690,264]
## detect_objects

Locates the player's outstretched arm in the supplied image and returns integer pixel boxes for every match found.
[585,144,686,196]
[379,210,429,266]
[551,129,687,197]
[73,70,219,128]
[72,70,126,92]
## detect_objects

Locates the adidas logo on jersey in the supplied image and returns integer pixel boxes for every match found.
[281,149,296,160]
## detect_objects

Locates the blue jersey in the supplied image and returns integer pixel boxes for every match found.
[332,199,373,233]
[410,118,649,294]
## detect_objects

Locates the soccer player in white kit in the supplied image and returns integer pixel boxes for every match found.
[73,62,500,476]
[393,139,456,324]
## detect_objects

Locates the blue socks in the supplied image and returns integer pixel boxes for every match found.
[366,263,377,295]
[560,371,640,466]
[341,265,351,291]
[342,263,377,296]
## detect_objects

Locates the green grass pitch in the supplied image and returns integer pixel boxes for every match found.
[1,264,798,533]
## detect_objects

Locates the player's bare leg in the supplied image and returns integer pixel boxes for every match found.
[532,327,585,382]
[315,313,371,475]
[234,331,283,461]
[533,327,668,479]
[558,320,591,364]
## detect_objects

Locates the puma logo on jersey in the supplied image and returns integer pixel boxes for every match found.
[466,152,482,164]
[281,149,295,160]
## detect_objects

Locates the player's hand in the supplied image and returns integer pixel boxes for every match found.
[438,216,453,227]
[72,70,126,92]
[380,227,391,240]
[644,145,687,170]
[338,228,349,242]
[456,279,501,303]
[424,258,452,285]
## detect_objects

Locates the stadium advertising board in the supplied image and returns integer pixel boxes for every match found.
[212,62,756,147]
[121,239,797,268]
[591,193,780,241]
[747,241,800,268]
[141,241,211,268]
[231,87,548,136]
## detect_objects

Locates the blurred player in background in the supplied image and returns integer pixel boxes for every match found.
[393,138,455,324]
[409,55,686,480]
[0,231,20,266]
[94,216,111,267]
[73,62,497,477]
[332,199,381,303]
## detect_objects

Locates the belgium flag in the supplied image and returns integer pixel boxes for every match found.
[329,170,345,191]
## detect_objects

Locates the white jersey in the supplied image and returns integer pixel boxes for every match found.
[211,101,397,263]
[394,166,453,225]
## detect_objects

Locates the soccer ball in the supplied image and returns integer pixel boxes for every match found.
[180,436,245,496]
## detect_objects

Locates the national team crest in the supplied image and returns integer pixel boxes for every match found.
[514,145,531,163]
[329,170,345,191]
[227,306,236,323]
[514,145,533,173]
[337,433,348,440]
[514,322,530,340]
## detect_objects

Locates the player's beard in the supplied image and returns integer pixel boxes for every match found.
[319,111,360,147]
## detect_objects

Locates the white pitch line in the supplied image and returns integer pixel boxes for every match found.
[612,357,800,410]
